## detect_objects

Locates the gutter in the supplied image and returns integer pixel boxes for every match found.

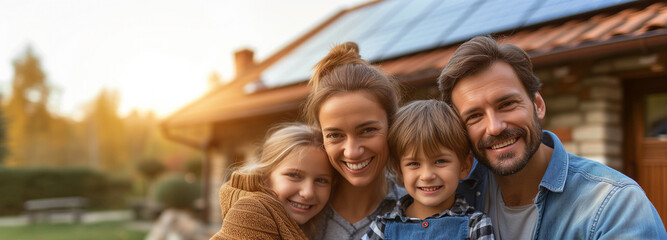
[530,30,667,67]
[396,30,667,86]
[159,123,206,150]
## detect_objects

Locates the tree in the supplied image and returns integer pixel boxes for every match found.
[4,47,53,166]
[0,104,8,165]
[83,89,126,172]
[137,158,166,200]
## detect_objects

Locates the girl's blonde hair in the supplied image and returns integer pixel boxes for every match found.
[237,122,328,238]
[238,122,324,180]
[304,42,401,128]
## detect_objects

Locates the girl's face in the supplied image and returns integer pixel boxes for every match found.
[318,91,389,187]
[268,146,333,225]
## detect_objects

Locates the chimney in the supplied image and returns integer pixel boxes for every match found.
[234,48,255,77]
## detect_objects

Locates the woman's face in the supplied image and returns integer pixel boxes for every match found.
[318,91,389,187]
[268,146,333,225]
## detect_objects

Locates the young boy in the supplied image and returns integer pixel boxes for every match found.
[362,100,494,240]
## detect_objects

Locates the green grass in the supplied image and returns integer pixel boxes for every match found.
[0,221,147,240]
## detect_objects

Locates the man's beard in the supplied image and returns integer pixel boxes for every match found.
[472,112,542,176]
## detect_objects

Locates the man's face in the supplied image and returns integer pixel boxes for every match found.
[450,61,545,176]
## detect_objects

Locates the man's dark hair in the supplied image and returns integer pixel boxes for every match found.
[438,36,542,104]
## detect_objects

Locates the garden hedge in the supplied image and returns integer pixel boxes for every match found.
[153,175,200,209]
[0,167,131,215]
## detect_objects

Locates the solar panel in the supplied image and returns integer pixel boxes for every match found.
[442,0,539,44]
[381,0,474,60]
[259,0,637,89]
[523,0,635,26]
[377,0,440,30]
[261,0,402,87]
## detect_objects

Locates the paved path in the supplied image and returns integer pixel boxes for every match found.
[0,210,144,228]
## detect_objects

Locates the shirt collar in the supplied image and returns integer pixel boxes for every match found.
[380,194,475,222]
[539,130,568,193]
[385,176,405,200]
[461,159,489,189]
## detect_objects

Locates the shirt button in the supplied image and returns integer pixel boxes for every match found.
[421,221,429,228]
[476,191,481,196]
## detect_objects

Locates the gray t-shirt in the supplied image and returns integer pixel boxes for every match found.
[484,174,537,240]
[316,178,405,240]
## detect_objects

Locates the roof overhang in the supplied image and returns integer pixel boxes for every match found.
[161,1,667,132]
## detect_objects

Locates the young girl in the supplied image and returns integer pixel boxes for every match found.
[363,100,494,239]
[210,123,334,240]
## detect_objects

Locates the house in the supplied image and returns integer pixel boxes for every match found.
[161,0,667,226]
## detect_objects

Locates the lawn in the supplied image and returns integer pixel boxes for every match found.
[0,221,147,240]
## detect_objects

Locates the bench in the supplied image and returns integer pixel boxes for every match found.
[24,197,88,224]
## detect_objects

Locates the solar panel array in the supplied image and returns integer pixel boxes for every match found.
[259,0,635,88]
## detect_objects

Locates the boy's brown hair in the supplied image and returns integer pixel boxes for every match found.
[387,99,470,177]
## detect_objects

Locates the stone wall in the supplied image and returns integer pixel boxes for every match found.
[207,149,226,226]
[537,50,666,171]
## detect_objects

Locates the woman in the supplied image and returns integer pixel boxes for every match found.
[304,42,404,239]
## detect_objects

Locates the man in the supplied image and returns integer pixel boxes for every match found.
[439,36,666,239]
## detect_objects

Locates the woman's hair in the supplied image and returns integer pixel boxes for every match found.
[304,42,401,127]
[387,100,471,177]
[236,122,328,238]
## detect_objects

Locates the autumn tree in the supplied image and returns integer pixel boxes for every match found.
[4,47,53,166]
[49,116,86,166]
[1,47,202,176]
[84,89,127,173]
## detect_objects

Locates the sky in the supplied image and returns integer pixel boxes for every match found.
[0,0,367,120]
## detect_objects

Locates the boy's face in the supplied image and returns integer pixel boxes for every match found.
[400,146,470,216]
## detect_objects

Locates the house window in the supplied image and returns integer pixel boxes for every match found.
[645,93,667,138]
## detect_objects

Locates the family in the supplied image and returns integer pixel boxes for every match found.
[210,36,666,239]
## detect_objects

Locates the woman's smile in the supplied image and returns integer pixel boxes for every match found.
[344,158,373,172]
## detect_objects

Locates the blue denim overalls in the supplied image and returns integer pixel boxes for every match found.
[383,216,469,239]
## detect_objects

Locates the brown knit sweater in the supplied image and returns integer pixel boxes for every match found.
[210,172,308,240]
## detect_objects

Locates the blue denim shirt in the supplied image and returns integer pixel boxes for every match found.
[457,130,667,239]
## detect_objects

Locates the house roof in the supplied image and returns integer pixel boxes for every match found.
[260,0,642,89]
[163,0,667,129]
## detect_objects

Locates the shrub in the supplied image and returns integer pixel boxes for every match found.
[137,159,165,182]
[153,175,200,209]
[0,167,131,215]
[184,158,202,179]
